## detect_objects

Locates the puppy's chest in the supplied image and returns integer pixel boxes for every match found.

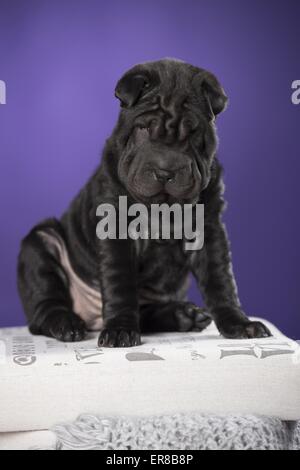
[136,240,190,304]
[138,239,190,278]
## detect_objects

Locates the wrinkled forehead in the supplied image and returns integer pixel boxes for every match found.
[116,59,227,118]
[125,59,200,93]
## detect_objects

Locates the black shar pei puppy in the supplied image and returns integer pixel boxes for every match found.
[17,59,271,347]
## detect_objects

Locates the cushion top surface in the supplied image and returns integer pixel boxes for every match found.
[0,318,299,432]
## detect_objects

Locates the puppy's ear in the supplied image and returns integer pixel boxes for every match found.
[115,73,150,108]
[197,71,228,118]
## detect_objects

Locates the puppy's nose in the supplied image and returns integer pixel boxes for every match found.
[153,168,175,183]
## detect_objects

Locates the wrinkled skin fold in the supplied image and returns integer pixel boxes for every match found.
[17,59,271,346]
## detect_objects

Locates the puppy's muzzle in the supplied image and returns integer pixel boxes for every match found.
[120,126,202,203]
[151,164,192,187]
[136,145,194,192]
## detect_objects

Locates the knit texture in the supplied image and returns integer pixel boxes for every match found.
[42,414,300,450]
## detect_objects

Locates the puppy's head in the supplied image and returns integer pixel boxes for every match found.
[114,59,227,205]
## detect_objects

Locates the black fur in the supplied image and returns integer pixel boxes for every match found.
[17,59,271,346]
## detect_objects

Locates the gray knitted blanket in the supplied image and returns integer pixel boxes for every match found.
[45,414,300,450]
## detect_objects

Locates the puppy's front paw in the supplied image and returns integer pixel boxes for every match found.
[39,311,86,342]
[98,329,141,348]
[218,320,272,339]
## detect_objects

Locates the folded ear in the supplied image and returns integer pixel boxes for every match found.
[198,71,228,118]
[115,73,150,108]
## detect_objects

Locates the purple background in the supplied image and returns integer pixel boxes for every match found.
[0,0,299,337]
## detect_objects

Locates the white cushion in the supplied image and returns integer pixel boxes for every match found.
[0,318,299,433]
[0,430,56,450]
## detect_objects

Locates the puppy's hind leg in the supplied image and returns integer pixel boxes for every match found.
[140,302,212,333]
[17,219,86,342]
